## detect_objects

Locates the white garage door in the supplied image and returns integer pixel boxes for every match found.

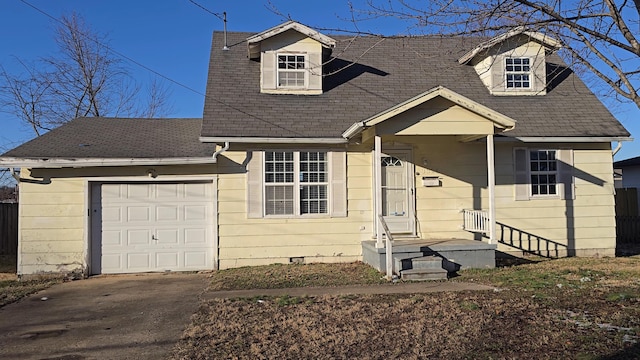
[91,182,215,274]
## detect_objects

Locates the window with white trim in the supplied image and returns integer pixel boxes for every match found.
[277,54,306,88]
[505,57,531,89]
[264,151,328,215]
[530,150,557,196]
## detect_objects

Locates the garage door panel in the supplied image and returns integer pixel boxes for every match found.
[157,183,180,199]
[127,184,151,199]
[184,252,207,267]
[156,229,179,244]
[128,253,151,269]
[185,228,207,244]
[127,229,151,245]
[185,205,207,220]
[156,252,179,267]
[102,207,122,222]
[127,206,151,222]
[102,184,124,199]
[157,206,179,221]
[102,254,122,272]
[185,183,208,198]
[95,182,215,274]
[102,230,123,246]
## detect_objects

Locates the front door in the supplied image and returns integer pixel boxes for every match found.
[381,150,415,234]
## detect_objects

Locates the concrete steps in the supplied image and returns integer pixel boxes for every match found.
[398,255,448,281]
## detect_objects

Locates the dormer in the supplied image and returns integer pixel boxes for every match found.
[458,28,561,96]
[247,21,336,95]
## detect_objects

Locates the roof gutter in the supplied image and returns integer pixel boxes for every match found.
[342,121,366,139]
[0,157,218,169]
[199,136,348,144]
[512,136,633,142]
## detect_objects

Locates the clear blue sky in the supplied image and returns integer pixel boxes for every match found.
[1,0,638,160]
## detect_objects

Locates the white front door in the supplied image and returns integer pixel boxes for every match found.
[381,150,415,234]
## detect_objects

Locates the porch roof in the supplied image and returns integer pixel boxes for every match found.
[343,86,517,138]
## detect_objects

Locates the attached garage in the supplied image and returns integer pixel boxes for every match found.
[90,181,216,274]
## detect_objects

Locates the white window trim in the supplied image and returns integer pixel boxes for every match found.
[528,149,560,199]
[505,57,532,90]
[263,150,331,218]
[277,53,308,89]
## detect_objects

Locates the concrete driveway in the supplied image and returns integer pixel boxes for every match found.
[0,273,208,360]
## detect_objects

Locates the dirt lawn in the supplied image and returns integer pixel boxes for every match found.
[171,258,640,360]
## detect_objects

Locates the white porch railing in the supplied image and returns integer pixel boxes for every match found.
[462,209,489,234]
[377,215,394,280]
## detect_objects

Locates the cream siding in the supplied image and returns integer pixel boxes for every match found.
[18,171,85,275]
[379,136,616,256]
[377,99,496,136]
[472,37,548,95]
[17,138,617,275]
[216,148,372,269]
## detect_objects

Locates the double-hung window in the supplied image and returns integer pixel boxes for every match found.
[530,150,557,196]
[277,54,306,88]
[505,57,531,89]
[514,148,573,201]
[264,151,328,216]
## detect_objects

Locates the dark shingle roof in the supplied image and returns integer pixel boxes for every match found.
[202,32,629,139]
[2,118,215,158]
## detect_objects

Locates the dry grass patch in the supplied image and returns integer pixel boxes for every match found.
[173,290,640,359]
[208,262,387,291]
[0,255,61,307]
[457,256,640,290]
[174,257,640,359]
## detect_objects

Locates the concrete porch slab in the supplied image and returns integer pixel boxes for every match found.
[362,239,497,275]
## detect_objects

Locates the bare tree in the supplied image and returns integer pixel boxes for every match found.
[0,13,172,136]
[0,60,52,136]
[343,1,640,110]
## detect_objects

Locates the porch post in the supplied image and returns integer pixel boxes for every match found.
[487,134,497,244]
[374,135,384,248]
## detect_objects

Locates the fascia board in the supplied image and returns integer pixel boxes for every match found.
[199,137,347,144]
[0,157,217,168]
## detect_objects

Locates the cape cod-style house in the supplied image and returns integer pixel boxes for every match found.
[0,21,629,279]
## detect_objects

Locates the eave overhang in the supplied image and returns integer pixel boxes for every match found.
[342,86,517,139]
[0,157,217,169]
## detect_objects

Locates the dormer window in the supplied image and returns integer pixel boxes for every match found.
[505,57,531,89]
[458,30,560,96]
[246,21,336,95]
[278,54,306,88]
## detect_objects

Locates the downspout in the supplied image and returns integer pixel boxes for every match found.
[10,168,20,182]
[612,141,623,156]
[212,142,230,162]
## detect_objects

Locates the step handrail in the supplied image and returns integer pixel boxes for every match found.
[377,215,394,279]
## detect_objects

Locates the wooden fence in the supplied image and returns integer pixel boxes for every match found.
[616,216,640,245]
[0,203,18,255]
[615,188,638,217]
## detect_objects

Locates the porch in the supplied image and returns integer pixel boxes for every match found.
[348,87,517,280]
[362,210,496,280]
[362,238,496,280]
